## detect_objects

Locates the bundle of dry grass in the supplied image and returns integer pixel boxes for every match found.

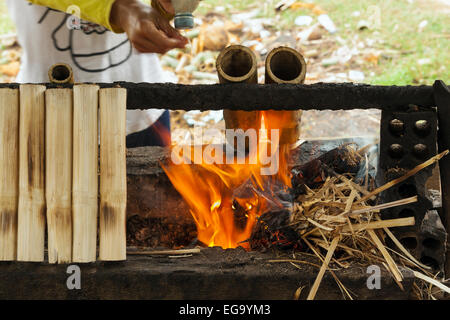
[271,149,450,300]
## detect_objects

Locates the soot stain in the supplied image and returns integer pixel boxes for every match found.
[0,210,17,233]
[26,134,45,188]
[101,203,117,228]
[27,135,33,186]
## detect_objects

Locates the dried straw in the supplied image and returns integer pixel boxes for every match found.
[274,147,450,300]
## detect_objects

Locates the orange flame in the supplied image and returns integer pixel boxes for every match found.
[163,112,292,249]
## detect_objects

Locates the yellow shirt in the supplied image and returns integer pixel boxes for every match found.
[28,0,122,32]
[28,0,174,32]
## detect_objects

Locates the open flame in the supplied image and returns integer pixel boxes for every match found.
[163,112,292,249]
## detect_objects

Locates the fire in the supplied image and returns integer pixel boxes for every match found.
[163,111,292,249]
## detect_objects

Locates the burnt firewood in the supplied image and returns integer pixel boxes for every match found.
[249,210,300,250]
[231,175,298,250]
[232,199,251,231]
[233,178,293,208]
[126,215,197,248]
[231,177,294,232]
[291,144,363,195]
[231,178,261,231]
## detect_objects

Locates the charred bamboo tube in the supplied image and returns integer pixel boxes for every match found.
[217,45,260,144]
[265,47,306,145]
[48,63,74,84]
[45,88,73,264]
[0,88,19,261]
[72,84,99,263]
[99,88,127,261]
[17,85,46,262]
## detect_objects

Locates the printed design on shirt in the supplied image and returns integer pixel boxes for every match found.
[38,7,132,73]
[78,21,108,35]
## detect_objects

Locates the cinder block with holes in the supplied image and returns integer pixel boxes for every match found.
[420,210,447,270]
[380,108,446,272]
[380,110,438,170]
[385,211,446,270]
[380,174,432,224]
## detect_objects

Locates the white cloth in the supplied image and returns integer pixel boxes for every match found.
[6,0,176,134]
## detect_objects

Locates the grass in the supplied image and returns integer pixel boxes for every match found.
[0,0,448,84]
[200,0,449,85]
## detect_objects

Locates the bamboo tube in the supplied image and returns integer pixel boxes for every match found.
[265,46,306,145]
[17,85,46,262]
[45,88,73,264]
[72,85,99,263]
[99,88,127,261]
[216,45,259,143]
[0,88,19,261]
[48,63,74,84]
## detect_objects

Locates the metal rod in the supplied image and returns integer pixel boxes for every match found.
[434,80,450,278]
[0,82,441,111]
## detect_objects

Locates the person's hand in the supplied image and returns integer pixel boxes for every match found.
[110,0,187,54]
[157,0,175,15]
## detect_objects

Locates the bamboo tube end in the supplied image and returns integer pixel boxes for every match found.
[216,45,258,84]
[48,63,74,84]
[265,46,306,84]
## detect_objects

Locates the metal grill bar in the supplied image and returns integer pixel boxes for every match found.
[434,80,450,277]
[0,82,441,111]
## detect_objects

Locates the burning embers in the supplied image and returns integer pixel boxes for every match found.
[163,113,293,249]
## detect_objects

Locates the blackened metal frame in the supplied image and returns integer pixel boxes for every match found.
[0,82,439,110]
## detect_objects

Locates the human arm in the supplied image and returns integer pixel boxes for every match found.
[110,0,187,53]
[28,0,187,53]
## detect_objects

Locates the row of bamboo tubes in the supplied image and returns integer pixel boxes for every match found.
[0,84,127,263]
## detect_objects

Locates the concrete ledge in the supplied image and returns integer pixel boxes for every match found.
[0,248,414,300]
